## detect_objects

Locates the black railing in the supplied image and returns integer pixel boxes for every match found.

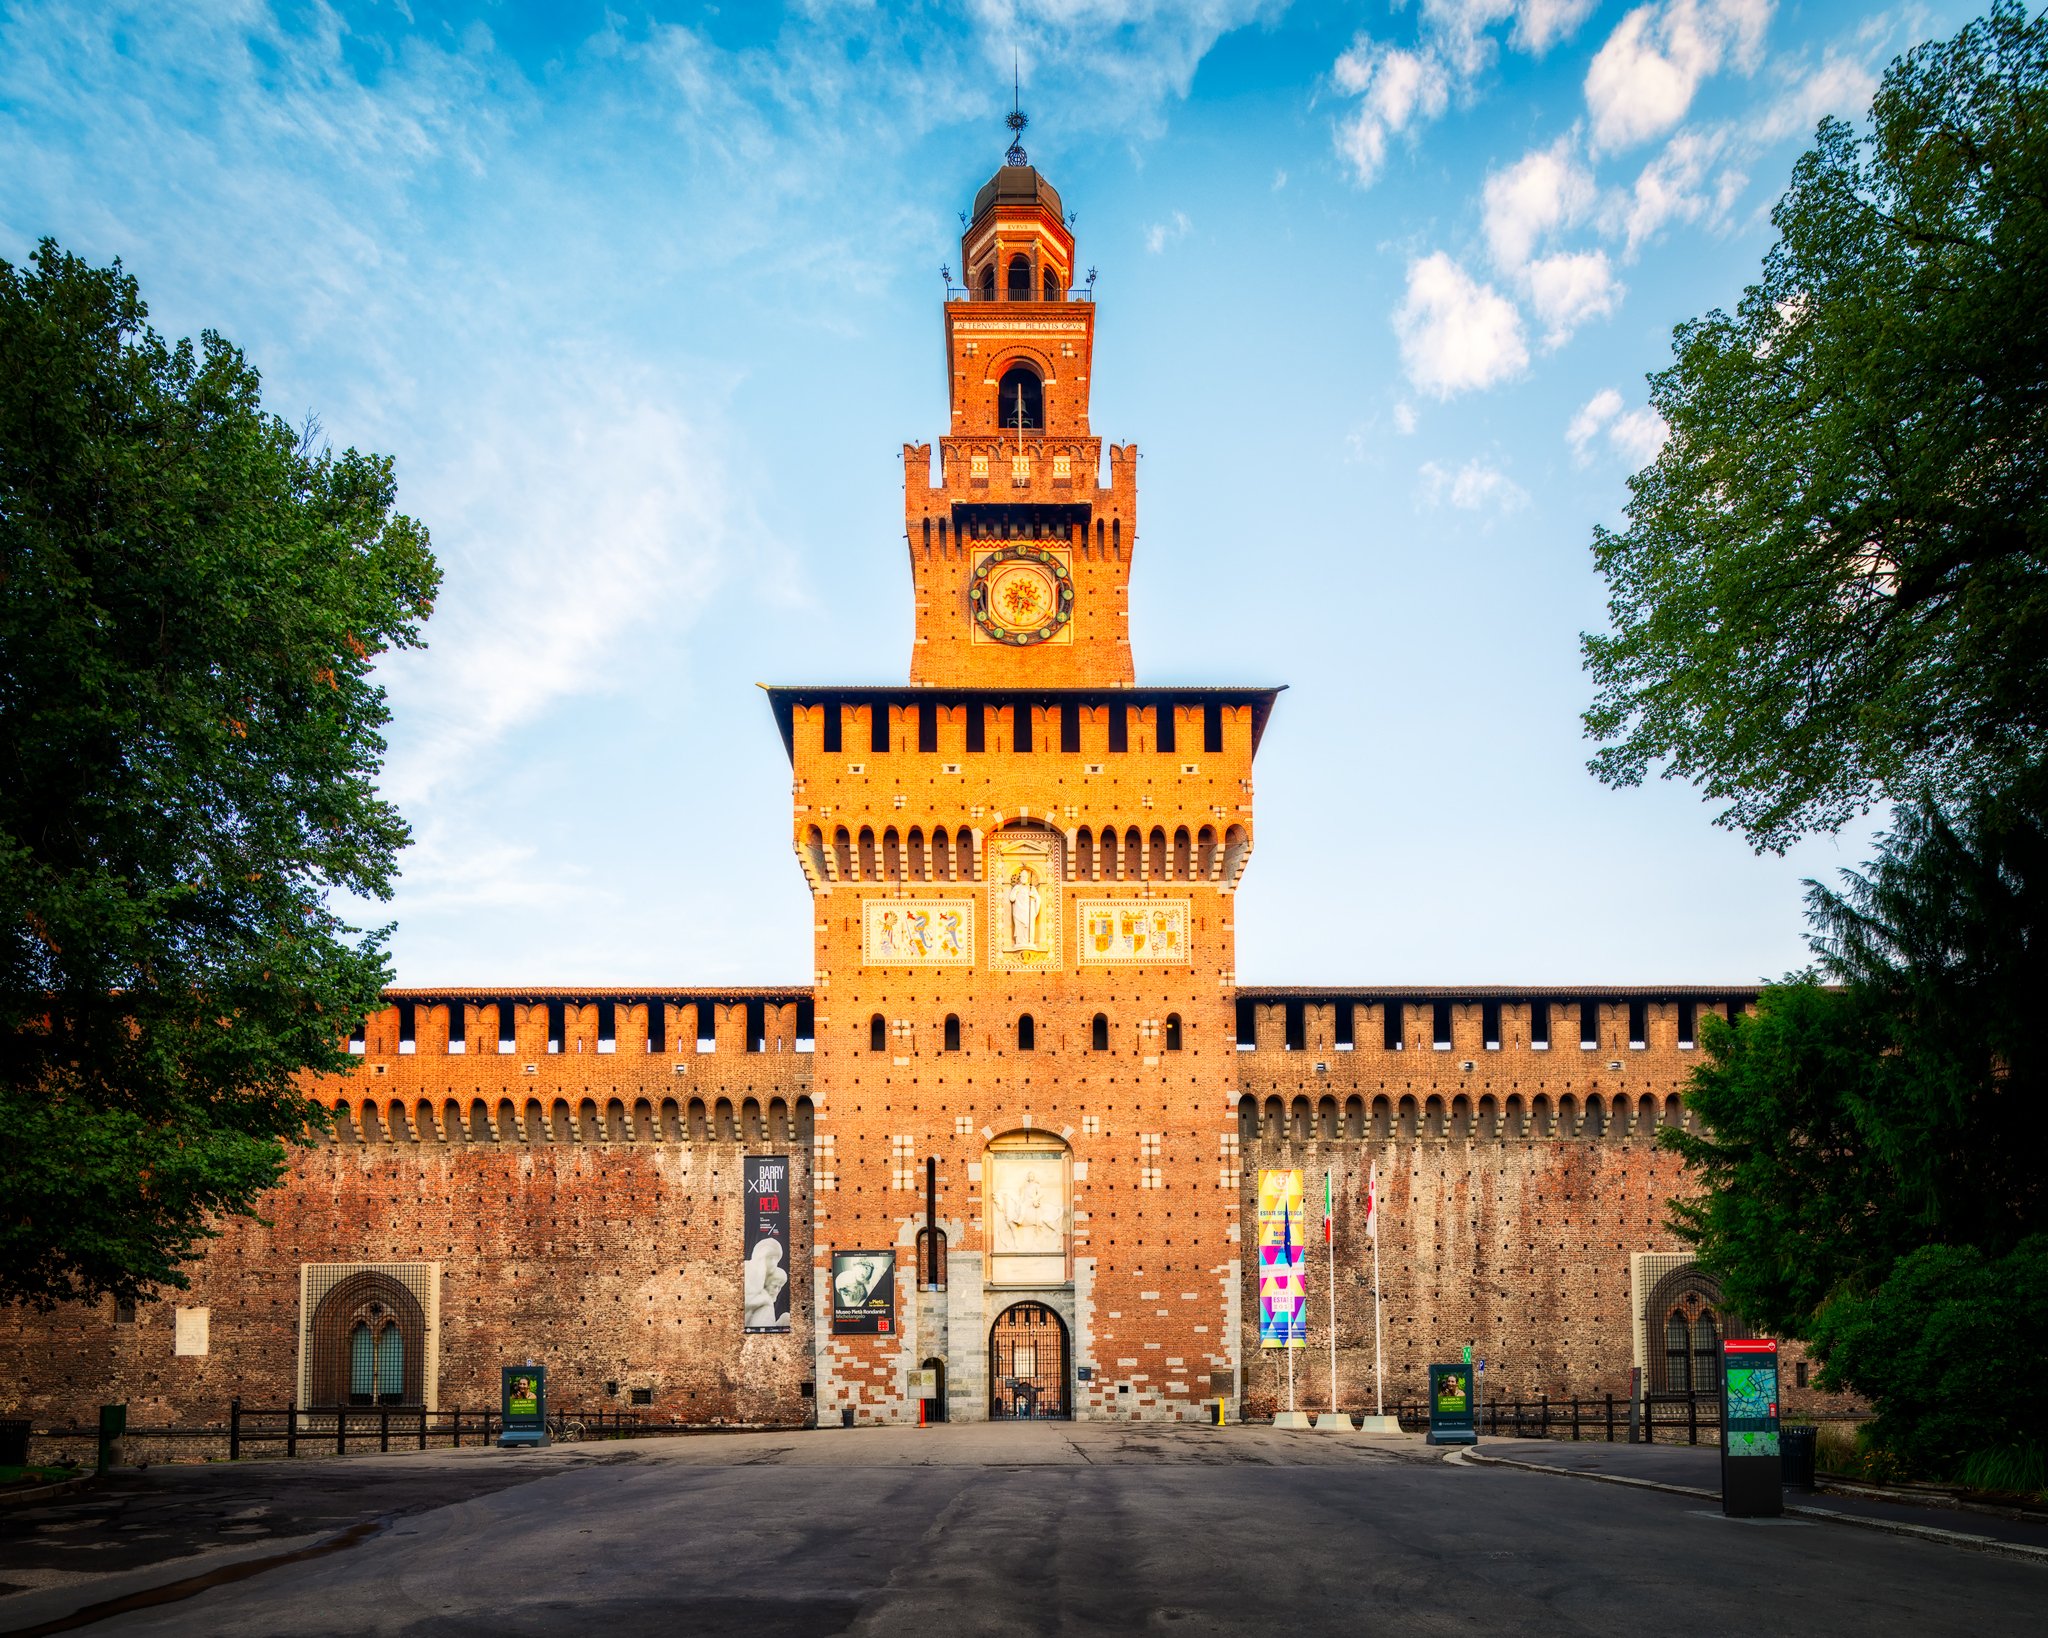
[1377,1390,1724,1445]
[944,286,1094,303]
[25,1401,684,1462]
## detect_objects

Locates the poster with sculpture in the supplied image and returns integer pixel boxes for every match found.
[861,899,973,965]
[1076,899,1191,965]
[987,831,1061,972]
[1258,1168,1306,1348]
[743,1155,790,1332]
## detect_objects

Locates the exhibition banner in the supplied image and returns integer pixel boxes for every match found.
[743,1155,792,1333]
[1258,1168,1306,1349]
[831,1250,896,1335]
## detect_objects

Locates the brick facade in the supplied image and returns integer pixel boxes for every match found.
[1,144,1825,1434]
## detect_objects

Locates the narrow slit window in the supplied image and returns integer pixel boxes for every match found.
[1482,1001,1501,1050]
[397,1001,415,1055]
[498,1001,517,1054]
[697,1004,717,1054]
[1091,1013,1109,1051]
[823,705,843,754]
[647,1003,667,1054]
[796,999,816,1053]
[547,1000,565,1055]
[870,1014,887,1053]
[1061,703,1081,753]
[1235,998,1257,1051]
[966,705,986,753]
[1109,703,1129,753]
[1334,1001,1354,1051]
[1204,700,1224,755]
[1017,1014,1036,1051]
[1164,1013,1182,1051]
[1284,1002,1305,1052]
[1383,1003,1404,1052]
[1530,1001,1550,1048]
[944,1014,961,1052]
[1580,1000,1600,1049]
[597,1000,617,1054]
[1677,999,1696,1049]
[1013,705,1032,753]
[1628,1000,1648,1049]
[919,705,939,753]
[447,1003,466,1055]
[746,999,766,1054]
[871,706,890,753]
[1156,704,1176,754]
[1432,1002,1453,1049]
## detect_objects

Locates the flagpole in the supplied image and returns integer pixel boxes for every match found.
[1326,1168,1337,1416]
[1371,1161,1384,1419]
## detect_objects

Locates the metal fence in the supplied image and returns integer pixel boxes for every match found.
[1384,1391,1725,1444]
[25,1401,694,1463]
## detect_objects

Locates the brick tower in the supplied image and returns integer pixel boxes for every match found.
[768,116,1281,1423]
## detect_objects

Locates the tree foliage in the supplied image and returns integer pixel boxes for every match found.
[0,242,438,1309]
[1667,774,2048,1335]
[1584,1,2048,849]
[1807,1237,2048,1479]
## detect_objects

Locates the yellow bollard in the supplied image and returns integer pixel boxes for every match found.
[1214,1397,1227,1427]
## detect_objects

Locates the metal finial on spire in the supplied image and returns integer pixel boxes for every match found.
[1005,55,1030,167]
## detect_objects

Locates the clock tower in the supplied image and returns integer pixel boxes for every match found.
[768,116,1279,1424]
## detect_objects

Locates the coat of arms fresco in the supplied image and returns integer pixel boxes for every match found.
[1077,899,1191,965]
[861,899,974,965]
[987,830,1061,972]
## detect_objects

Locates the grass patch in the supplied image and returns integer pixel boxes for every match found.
[0,1463,80,1487]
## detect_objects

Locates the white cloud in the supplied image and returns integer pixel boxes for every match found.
[1272,167,1288,190]
[1568,388,1624,461]
[1567,387,1668,466]
[1609,404,1671,465]
[1514,0,1601,54]
[1483,137,1597,271]
[1331,39,1451,185]
[1419,456,1530,512]
[1394,253,1530,398]
[1616,126,1736,253]
[1759,52,1879,141]
[1584,0,1774,154]
[1525,249,1622,345]
[1330,2,1602,187]
[1394,402,1420,435]
[1145,209,1191,253]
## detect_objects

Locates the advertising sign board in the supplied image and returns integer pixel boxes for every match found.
[831,1250,896,1335]
[1427,1363,1477,1445]
[1257,1169,1306,1348]
[743,1155,792,1333]
[499,1364,548,1448]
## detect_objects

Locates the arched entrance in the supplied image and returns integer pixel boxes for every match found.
[922,1356,948,1423]
[989,1301,1069,1420]
[309,1270,426,1407]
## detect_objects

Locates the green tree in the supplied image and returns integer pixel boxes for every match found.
[1807,1237,2048,1482]
[0,242,438,1309]
[1668,774,2048,1334]
[1584,1,2048,851]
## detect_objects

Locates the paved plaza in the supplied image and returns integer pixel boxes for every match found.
[2,1424,2042,1636]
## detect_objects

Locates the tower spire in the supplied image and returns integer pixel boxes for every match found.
[1005,60,1029,168]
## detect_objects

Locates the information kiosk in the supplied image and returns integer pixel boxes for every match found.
[1719,1338,1781,1516]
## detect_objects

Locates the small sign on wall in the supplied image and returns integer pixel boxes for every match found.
[173,1307,209,1356]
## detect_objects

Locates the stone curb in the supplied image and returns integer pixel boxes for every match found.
[0,1473,96,1510]
[1453,1448,2048,1567]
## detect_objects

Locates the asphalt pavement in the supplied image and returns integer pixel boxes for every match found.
[1,1424,2041,1636]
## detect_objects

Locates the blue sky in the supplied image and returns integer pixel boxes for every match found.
[0,0,1975,986]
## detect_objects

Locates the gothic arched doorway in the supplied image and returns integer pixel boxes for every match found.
[989,1301,1069,1420]
[309,1270,426,1406]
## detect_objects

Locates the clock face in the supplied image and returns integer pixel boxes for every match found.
[971,545,1074,646]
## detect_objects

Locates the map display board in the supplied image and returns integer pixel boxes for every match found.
[1719,1337,1783,1517]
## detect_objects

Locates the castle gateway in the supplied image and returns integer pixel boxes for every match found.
[2,135,1815,1431]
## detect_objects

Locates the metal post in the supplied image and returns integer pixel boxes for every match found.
[418,1408,427,1451]
[380,1403,390,1453]
[337,1409,347,1456]
[230,1397,241,1462]
[1325,1168,1337,1418]
[1540,1394,1549,1438]
[286,1403,297,1459]
[1606,1393,1614,1443]
[1688,1392,1698,1446]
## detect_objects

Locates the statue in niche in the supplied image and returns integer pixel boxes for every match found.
[1004,864,1045,953]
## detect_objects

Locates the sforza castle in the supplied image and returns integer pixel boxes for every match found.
[5,133,1817,1432]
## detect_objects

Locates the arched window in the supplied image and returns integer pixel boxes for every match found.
[1693,1308,1722,1386]
[310,1272,425,1408]
[944,1014,962,1052]
[870,1014,887,1052]
[1090,1013,1109,1051]
[1042,267,1060,301]
[1017,1014,1036,1051]
[1665,1309,1693,1393]
[1006,253,1032,300]
[1164,1013,1183,1051]
[997,365,1043,430]
[979,264,995,301]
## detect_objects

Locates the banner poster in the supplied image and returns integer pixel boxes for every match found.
[831,1250,896,1335]
[743,1155,792,1333]
[1257,1169,1306,1348]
